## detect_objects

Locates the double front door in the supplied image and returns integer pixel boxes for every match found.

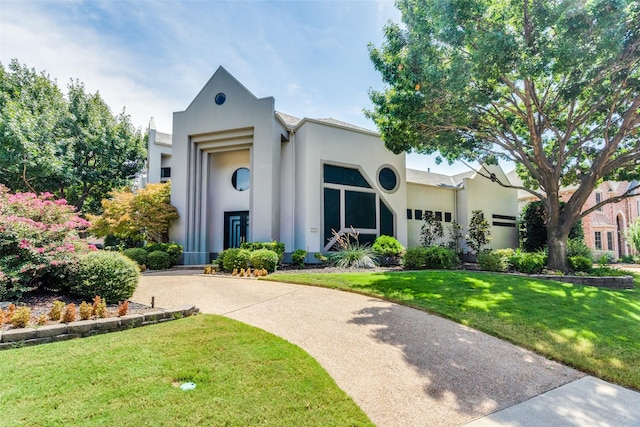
[224,211,249,249]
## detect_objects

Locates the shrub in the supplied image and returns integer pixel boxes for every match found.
[10,306,31,328]
[568,256,593,272]
[326,230,377,269]
[291,249,307,268]
[420,212,444,247]
[403,247,428,270]
[423,246,459,269]
[62,303,76,323]
[118,300,129,316]
[478,250,509,272]
[92,296,107,318]
[241,241,285,262]
[314,253,328,263]
[49,300,65,321]
[596,252,616,266]
[466,210,491,254]
[249,249,279,273]
[147,250,171,270]
[145,242,183,266]
[79,301,93,320]
[510,250,547,274]
[567,239,592,260]
[69,251,139,302]
[372,235,404,257]
[123,248,148,266]
[220,248,251,272]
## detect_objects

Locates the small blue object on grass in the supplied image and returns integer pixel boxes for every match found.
[180,382,196,391]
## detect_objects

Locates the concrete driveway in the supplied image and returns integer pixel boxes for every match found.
[132,270,640,427]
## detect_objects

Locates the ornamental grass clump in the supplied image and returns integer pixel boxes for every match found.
[327,229,377,269]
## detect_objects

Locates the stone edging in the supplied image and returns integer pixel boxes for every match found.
[530,275,634,289]
[0,305,199,350]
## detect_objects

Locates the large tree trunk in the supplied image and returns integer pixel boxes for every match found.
[547,230,569,271]
[544,194,581,272]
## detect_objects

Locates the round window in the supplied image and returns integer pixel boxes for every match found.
[378,167,398,192]
[232,168,250,191]
[215,92,226,105]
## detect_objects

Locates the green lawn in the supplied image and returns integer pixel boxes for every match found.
[267,270,640,391]
[0,315,373,427]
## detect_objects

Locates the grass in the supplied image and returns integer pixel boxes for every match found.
[0,315,373,426]
[266,270,640,391]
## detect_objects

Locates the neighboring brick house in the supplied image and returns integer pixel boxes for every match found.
[509,170,640,259]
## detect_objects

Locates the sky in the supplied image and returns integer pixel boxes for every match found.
[0,0,496,174]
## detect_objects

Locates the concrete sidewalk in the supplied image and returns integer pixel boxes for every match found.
[132,271,640,427]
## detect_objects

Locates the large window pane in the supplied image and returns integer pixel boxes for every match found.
[324,164,371,188]
[380,200,394,237]
[345,191,376,229]
[324,188,341,243]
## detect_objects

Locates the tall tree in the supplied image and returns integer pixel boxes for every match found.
[0,60,146,213]
[367,0,640,271]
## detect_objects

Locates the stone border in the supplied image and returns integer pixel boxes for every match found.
[0,305,199,350]
[530,275,634,289]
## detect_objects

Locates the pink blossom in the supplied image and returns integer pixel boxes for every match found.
[19,239,30,249]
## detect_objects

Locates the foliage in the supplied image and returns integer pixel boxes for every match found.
[92,296,107,318]
[478,250,509,272]
[326,230,377,269]
[596,252,616,266]
[314,252,328,263]
[291,249,307,268]
[402,247,428,270]
[49,300,65,321]
[241,241,285,262]
[122,248,148,266]
[220,248,251,272]
[568,256,593,273]
[566,239,593,261]
[145,242,182,266]
[147,250,171,270]
[69,251,139,302]
[423,246,459,270]
[10,306,30,328]
[62,303,77,323]
[510,250,547,274]
[249,249,279,273]
[0,60,146,214]
[626,219,640,254]
[466,210,491,255]
[79,301,93,320]
[372,235,404,257]
[420,211,443,247]
[0,185,93,300]
[520,201,584,252]
[367,0,640,271]
[446,220,464,254]
[89,183,178,244]
[117,300,129,316]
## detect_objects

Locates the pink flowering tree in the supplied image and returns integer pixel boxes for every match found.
[0,185,93,300]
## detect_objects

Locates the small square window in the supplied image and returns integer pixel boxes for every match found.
[444,212,452,222]
[435,211,443,221]
[414,210,423,220]
[407,209,412,220]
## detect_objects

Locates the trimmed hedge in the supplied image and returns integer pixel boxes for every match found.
[403,247,428,270]
[423,246,459,269]
[147,250,171,270]
[123,248,148,266]
[220,248,251,272]
[249,249,279,273]
[69,251,139,302]
[241,242,285,262]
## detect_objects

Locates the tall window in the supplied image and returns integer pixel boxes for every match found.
[595,192,602,211]
[607,231,614,251]
[594,231,602,250]
[323,164,395,250]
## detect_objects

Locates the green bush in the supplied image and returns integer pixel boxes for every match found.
[424,246,459,269]
[510,250,547,274]
[250,249,279,273]
[372,235,405,257]
[568,256,593,272]
[478,250,509,272]
[122,248,148,266]
[147,250,171,270]
[403,247,428,270]
[145,242,183,266]
[291,249,307,268]
[567,239,592,260]
[69,251,139,302]
[241,242,285,262]
[596,252,616,266]
[220,248,251,272]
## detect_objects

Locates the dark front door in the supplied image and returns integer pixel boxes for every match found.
[224,211,249,249]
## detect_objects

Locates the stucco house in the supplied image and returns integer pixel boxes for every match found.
[147,67,518,264]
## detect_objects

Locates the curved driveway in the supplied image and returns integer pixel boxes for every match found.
[132,271,640,427]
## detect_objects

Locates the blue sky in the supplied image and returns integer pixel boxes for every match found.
[1,0,493,174]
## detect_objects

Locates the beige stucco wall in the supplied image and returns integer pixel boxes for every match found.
[405,183,457,248]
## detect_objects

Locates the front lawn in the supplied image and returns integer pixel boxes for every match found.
[0,315,372,426]
[267,270,640,391]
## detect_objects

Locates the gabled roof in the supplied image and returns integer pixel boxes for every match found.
[591,212,616,227]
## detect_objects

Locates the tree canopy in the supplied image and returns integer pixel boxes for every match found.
[0,60,146,214]
[367,0,640,270]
